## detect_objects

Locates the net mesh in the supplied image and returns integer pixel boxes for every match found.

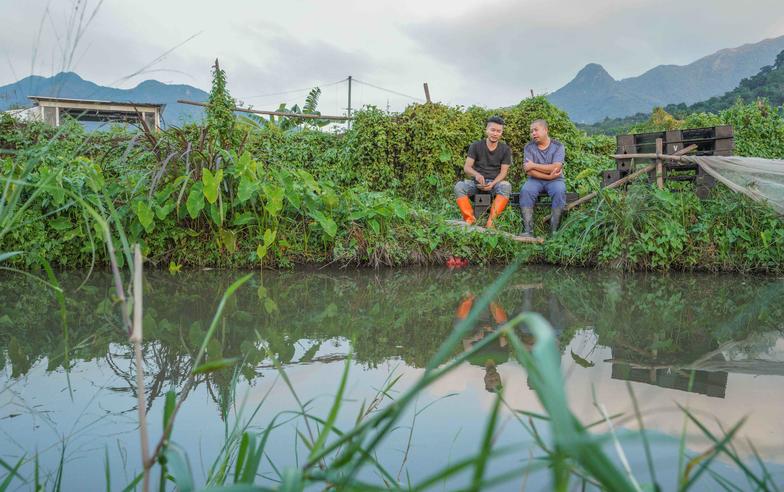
[688,156,784,215]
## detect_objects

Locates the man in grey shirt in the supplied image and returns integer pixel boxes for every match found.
[519,119,566,236]
[454,116,513,227]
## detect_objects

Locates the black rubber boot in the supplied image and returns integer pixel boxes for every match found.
[520,207,534,237]
[550,207,564,235]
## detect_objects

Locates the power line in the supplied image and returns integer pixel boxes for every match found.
[352,78,424,102]
[240,78,347,100]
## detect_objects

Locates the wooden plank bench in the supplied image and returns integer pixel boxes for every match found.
[472,191,579,218]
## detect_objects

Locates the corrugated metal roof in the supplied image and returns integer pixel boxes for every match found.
[28,95,166,110]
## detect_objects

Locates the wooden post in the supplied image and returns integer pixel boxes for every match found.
[347,75,352,128]
[423,82,431,103]
[530,89,535,98]
[655,137,664,190]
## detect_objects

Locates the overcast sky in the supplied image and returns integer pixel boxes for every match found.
[2,0,784,113]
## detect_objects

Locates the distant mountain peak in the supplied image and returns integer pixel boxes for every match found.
[575,63,614,80]
[547,34,784,123]
[51,71,85,83]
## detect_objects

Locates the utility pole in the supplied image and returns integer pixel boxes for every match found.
[423,82,431,103]
[347,75,352,129]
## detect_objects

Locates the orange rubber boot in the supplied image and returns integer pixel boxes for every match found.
[485,195,509,228]
[455,295,475,320]
[456,196,476,225]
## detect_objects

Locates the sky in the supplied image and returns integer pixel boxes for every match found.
[1,0,784,114]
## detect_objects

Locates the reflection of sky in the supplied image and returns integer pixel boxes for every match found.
[3,267,784,490]
[3,330,783,490]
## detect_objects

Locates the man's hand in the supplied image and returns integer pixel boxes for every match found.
[549,167,562,178]
[474,174,486,187]
[523,161,535,172]
[480,179,495,191]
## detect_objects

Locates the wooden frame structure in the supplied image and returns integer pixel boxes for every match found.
[607,125,734,198]
[28,96,165,131]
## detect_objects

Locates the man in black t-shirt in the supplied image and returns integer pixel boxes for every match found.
[453,116,512,227]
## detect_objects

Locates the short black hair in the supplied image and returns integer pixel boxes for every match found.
[486,115,505,126]
[531,119,548,129]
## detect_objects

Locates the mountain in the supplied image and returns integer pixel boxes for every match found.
[580,48,784,135]
[548,35,784,123]
[0,72,209,126]
[672,49,784,114]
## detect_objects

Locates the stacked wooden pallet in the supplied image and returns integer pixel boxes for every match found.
[608,125,734,198]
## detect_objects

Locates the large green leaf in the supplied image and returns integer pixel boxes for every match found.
[219,228,237,253]
[186,182,205,219]
[202,168,224,204]
[237,176,257,203]
[134,201,154,233]
[256,244,267,260]
[208,202,224,226]
[308,210,337,238]
[155,202,175,220]
[263,228,276,247]
[263,185,284,217]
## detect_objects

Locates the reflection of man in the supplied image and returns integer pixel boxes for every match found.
[454,116,512,228]
[456,294,509,393]
[519,119,567,237]
[454,285,570,393]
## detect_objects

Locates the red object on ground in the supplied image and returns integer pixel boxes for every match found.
[446,256,469,269]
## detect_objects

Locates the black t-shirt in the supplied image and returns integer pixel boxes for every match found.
[467,140,513,180]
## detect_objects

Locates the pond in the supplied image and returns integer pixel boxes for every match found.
[1,266,783,490]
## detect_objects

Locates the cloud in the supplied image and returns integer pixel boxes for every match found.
[404,0,784,106]
[3,0,784,112]
[228,26,374,101]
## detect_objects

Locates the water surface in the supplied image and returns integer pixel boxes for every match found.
[1,266,783,490]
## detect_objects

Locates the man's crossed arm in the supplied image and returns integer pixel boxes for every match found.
[524,160,562,180]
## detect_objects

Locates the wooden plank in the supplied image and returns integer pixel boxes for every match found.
[177,99,353,121]
[445,220,545,244]
[655,138,664,190]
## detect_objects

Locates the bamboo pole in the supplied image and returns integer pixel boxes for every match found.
[543,144,698,222]
[177,99,353,121]
[131,244,150,492]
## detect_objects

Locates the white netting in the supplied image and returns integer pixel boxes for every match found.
[688,156,784,215]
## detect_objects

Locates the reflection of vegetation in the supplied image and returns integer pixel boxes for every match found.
[3,268,781,392]
[2,268,560,381]
[548,270,784,367]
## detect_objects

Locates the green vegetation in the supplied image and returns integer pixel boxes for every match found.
[1,61,783,274]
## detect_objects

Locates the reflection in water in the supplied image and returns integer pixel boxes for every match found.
[456,284,570,392]
[1,266,783,488]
